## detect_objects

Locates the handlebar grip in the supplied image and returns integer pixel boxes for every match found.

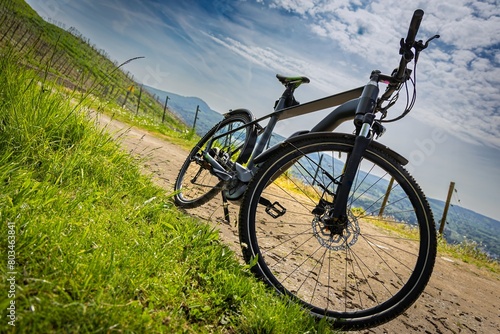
[405,9,424,46]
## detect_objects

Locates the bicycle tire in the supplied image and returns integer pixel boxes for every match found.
[174,111,255,208]
[238,133,436,330]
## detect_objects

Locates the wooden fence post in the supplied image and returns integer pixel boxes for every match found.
[192,105,200,130]
[122,85,134,108]
[379,177,395,217]
[162,95,170,123]
[136,84,143,115]
[439,181,455,235]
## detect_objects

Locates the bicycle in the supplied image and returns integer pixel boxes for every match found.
[174,9,439,330]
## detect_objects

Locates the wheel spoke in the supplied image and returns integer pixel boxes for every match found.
[174,115,252,207]
[239,134,436,330]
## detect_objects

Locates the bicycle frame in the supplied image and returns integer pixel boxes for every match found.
[203,67,413,229]
[205,85,364,177]
[203,76,386,212]
[200,6,436,222]
[176,10,438,327]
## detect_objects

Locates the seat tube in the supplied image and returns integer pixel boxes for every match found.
[246,113,279,170]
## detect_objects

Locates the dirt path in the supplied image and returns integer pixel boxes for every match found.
[96,113,500,333]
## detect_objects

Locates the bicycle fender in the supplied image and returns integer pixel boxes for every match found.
[224,108,259,164]
[224,108,255,120]
[252,132,409,166]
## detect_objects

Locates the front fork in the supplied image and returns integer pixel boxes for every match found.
[325,73,381,232]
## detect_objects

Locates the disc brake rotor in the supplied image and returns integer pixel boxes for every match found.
[312,212,360,251]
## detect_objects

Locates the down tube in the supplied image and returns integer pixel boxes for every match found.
[310,99,359,132]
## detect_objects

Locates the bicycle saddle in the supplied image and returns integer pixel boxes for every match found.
[276,74,310,87]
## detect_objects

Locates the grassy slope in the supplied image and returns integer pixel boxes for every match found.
[1,1,495,332]
[0,0,186,130]
[0,49,335,333]
[0,4,334,332]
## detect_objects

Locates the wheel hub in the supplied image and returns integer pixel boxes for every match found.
[312,211,360,251]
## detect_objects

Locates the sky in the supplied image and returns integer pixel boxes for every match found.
[25,0,500,221]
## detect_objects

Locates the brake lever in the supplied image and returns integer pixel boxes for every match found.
[416,34,440,50]
[426,34,441,44]
[414,34,440,63]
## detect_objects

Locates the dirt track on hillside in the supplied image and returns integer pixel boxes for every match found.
[97,113,500,333]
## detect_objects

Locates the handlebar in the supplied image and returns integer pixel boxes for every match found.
[395,9,424,80]
[405,9,424,49]
[379,9,424,103]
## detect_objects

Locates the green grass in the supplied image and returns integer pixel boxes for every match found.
[362,213,499,274]
[1,0,185,135]
[437,237,499,273]
[0,51,336,333]
[88,96,200,151]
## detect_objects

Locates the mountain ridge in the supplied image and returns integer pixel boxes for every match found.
[144,85,223,136]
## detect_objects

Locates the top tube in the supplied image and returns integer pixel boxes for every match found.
[209,86,364,144]
[277,86,363,120]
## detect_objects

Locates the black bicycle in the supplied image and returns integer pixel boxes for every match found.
[174,9,439,330]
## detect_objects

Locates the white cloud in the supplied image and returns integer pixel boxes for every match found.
[23,0,500,219]
[268,0,319,15]
[261,0,500,149]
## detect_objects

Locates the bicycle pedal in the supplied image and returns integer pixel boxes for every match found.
[265,201,287,218]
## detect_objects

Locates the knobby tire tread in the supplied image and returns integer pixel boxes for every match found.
[238,133,437,330]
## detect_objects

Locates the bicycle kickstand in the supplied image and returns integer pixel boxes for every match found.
[221,192,231,225]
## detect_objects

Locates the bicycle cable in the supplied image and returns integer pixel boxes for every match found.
[380,34,439,123]
[380,60,418,123]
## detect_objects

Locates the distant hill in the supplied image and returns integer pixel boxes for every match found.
[144,85,223,136]
[428,198,500,260]
[143,85,500,261]
[144,85,287,145]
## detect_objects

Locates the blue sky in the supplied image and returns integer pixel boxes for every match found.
[26,0,500,221]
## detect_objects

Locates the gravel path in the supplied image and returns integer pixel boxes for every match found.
[97,112,500,333]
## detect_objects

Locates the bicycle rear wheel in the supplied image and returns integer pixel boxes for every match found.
[238,133,436,329]
[174,111,255,208]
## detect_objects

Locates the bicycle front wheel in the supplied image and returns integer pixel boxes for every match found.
[238,133,436,330]
[174,111,255,208]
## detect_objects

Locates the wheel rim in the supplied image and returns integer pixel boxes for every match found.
[176,117,251,204]
[244,140,434,324]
